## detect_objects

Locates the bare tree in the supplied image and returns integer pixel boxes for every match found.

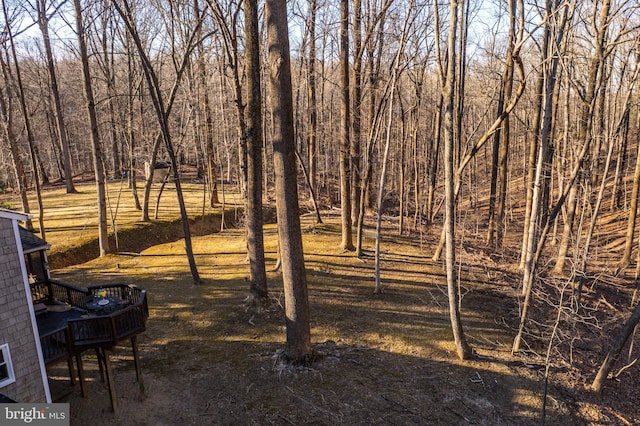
[73,0,109,256]
[265,0,312,362]
[193,0,219,207]
[0,47,33,232]
[339,0,354,251]
[34,0,76,193]
[306,0,318,193]
[373,0,414,293]
[487,0,517,246]
[553,0,613,275]
[244,0,268,305]
[113,0,204,284]
[441,0,472,360]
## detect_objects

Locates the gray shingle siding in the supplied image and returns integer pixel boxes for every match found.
[0,217,48,402]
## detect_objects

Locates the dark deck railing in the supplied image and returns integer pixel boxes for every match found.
[32,281,148,366]
[68,292,148,351]
[39,328,72,366]
[30,279,90,309]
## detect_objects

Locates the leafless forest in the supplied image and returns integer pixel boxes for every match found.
[3,0,640,403]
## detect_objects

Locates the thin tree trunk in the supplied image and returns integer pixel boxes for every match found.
[442,0,472,360]
[126,32,141,210]
[0,51,33,232]
[398,90,407,235]
[113,0,203,284]
[374,95,395,294]
[307,0,318,193]
[577,134,615,305]
[339,0,354,251]
[351,0,362,227]
[553,0,611,274]
[244,0,268,305]
[3,4,46,237]
[488,0,516,246]
[37,0,76,193]
[591,302,640,393]
[209,0,247,201]
[519,21,548,270]
[618,53,640,266]
[73,0,109,256]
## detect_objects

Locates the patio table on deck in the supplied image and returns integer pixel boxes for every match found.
[86,297,126,315]
[31,281,148,413]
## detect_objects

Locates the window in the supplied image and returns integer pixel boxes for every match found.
[0,344,15,388]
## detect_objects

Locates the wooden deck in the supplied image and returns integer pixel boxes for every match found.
[32,280,148,361]
[31,280,148,411]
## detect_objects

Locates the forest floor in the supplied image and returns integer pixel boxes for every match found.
[4,179,639,425]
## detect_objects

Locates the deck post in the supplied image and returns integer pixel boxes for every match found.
[76,353,87,398]
[102,348,118,413]
[96,348,105,382]
[66,358,76,385]
[131,336,146,400]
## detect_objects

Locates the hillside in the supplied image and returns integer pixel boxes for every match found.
[5,179,639,424]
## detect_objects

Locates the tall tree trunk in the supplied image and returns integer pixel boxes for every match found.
[244,0,268,305]
[553,0,611,274]
[126,31,141,210]
[432,0,526,262]
[307,0,318,193]
[3,2,45,239]
[487,0,516,246]
[442,0,472,361]
[623,128,640,266]
[37,0,76,193]
[495,18,516,245]
[113,0,203,284]
[0,51,33,232]
[398,89,407,235]
[577,133,615,305]
[520,26,548,269]
[194,0,218,207]
[339,0,354,251]
[617,53,640,266]
[265,0,312,362]
[99,2,121,178]
[373,2,413,290]
[351,0,362,226]
[428,0,446,225]
[73,0,109,256]
[209,1,247,201]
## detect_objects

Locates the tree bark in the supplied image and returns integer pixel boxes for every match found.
[307,0,318,193]
[244,0,268,305]
[37,0,76,193]
[266,0,312,363]
[113,0,202,284]
[591,302,640,393]
[0,57,33,232]
[73,0,109,256]
[487,0,516,246]
[350,0,362,227]
[339,0,354,251]
[553,0,611,274]
[442,0,472,360]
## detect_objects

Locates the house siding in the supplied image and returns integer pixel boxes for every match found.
[0,217,48,402]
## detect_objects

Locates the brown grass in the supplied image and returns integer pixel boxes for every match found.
[8,181,638,425]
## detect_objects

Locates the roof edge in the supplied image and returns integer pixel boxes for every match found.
[0,208,31,221]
